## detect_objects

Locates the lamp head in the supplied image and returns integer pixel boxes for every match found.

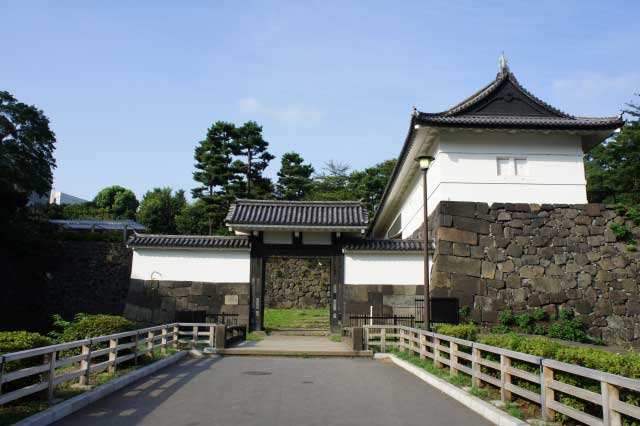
[416,155,435,171]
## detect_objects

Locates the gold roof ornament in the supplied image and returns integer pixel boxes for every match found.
[499,52,509,74]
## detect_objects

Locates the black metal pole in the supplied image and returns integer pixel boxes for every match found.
[422,169,431,331]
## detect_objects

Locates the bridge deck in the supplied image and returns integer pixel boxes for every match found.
[53,355,492,426]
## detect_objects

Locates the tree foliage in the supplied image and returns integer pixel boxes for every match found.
[137,188,186,234]
[175,199,210,235]
[0,91,57,225]
[276,152,314,200]
[94,185,139,219]
[307,160,353,201]
[230,121,275,199]
[192,121,236,234]
[348,159,397,215]
[585,94,640,204]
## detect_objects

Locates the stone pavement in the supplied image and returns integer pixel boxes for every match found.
[219,334,371,356]
[54,356,493,426]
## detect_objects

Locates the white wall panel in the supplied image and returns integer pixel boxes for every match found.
[131,249,250,282]
[345,252,426,285]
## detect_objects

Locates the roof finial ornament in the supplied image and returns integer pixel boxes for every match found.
[499,51,509,74]
[411,105,418,117]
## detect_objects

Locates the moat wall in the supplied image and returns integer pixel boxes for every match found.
[425,201,640,347]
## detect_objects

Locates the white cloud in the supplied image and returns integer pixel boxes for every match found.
[237,97,324,124]
[552,72,640,113]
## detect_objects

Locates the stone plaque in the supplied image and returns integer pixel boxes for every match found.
[225,294,239,305]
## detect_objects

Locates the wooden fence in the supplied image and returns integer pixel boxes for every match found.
[364,325,640,426]
[0,322,238,406]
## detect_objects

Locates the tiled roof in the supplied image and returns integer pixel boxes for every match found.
[414,114,623,130]
[128,234,250,249]
[414,70,623,131]
[342,239,424,251]
[226,199,369,229]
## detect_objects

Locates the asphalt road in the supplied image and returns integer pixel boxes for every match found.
[54,356,492,426]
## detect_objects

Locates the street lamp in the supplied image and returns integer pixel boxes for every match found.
[416,154,435,330]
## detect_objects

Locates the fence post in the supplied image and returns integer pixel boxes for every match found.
[161,326,168,355]
[46,351,56,401]
[215,325,226,350]
[450,341,458,376]
[500,354,512,402]
[399,328,404,351]
[380,328,386,352]
[0,356,4,395]
[209,325,215,347]
[173,324,179,349]
[419,332,426,360]
[472,344,480,387]
[602,381,622,426]
[79,340,92,386]
[108,338,117,374]
[434,336,443,369]
[542,364,555,421]
[352,327,364,351]
[192,325,198,348]
[147,330,154,357]
[133,332,139,366]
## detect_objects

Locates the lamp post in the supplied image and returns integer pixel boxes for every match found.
[416,155,435,330]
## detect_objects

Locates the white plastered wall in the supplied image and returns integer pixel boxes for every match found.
[344,252,426,285]
[392,130,587,239]
[131,249,250,282]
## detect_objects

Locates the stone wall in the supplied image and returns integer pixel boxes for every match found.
[1,240,132,332]
[343,284,421,322]
[264,257,330,309]
[429,201,640,347]
[124,280,250,326]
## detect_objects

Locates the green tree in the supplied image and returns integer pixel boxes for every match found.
[230,121,275,199]
[137,188,187,234]
[0,91,57,223]
[94,186,139,219]
[276,152,314,200]
[348,159,397,215]
[176,200,210,235]
[585,95,640,204]
[192,121,236,234]
[307,160,354,201]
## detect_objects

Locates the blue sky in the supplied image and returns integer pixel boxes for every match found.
[3,1,639,201]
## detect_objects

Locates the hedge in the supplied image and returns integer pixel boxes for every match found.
[54,314,136,342]
[435,324,477,342]
[0,331,53,392]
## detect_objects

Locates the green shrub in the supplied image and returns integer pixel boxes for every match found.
[626,243,637,252]
[625,206,640,225]
[490,325,511,334]
[0,331,54,392]
[515,312,533,329]
[52,314,136,342]
[533,325,546,335]
[498,310,514,326]
[610,222,632,241]
[547,311,588,343]
[532,308,546,321]
[436,324,477,341]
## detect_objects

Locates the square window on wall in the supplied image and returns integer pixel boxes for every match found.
[497,157,512,176]
[514,158,528,176]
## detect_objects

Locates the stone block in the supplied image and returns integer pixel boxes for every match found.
[584,204,602,217]
[438,240,452,255]
[453,216,490,234]
[451,273,484,294]
[505,243,523,258]
[439,201,478,218]
[497,212,512,221]
[452,242,470,257]
[481,261,496,279]
[519,265,545,279]
[469,246,484,259]
[225,294,239,305]
[435,255,482,277]
[437,227,478,245]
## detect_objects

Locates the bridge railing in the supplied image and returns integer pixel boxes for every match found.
[0,322,243,406]
[364,325,640,426]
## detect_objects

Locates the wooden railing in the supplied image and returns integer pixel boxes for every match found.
[0,322,233,406]
[364,325,640,426]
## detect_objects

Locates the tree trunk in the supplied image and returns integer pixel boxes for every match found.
[247,150,252,198]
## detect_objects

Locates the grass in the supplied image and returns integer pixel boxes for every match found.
[329,334,342,343]
[264,308,329,330]
[246,332,264,341]
[387,348,538,422]
[0,348,174,426]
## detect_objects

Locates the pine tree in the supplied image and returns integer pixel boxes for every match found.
[276,152,314,200]
[230,121,275,199]
[191,121,235,234]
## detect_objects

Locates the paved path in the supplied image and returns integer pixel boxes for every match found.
[55,356,492,426]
